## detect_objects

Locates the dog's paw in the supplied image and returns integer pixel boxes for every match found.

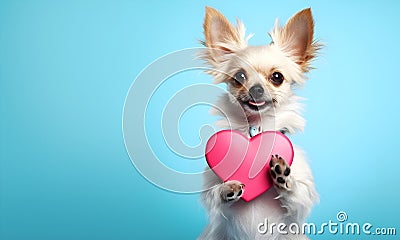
[220,180,245,202]
[269,154,292,191]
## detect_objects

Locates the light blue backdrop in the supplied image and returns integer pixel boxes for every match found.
[1,0,399,239]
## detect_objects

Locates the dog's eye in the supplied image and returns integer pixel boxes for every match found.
[233,71,247,85]
[270,72,284,85]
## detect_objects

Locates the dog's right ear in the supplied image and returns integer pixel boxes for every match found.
[270,8,320,72]
[203,7,247,63]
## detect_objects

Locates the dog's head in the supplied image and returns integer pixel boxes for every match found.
[202,7,319,116]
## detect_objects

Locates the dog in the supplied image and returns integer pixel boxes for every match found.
[199,6,321,240]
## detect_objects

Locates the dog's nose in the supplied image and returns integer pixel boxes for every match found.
[249,85,264,100]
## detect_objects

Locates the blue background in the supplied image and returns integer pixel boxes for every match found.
[1,0,400,239]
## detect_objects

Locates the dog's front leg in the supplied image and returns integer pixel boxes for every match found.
[201,174,245,212]
[199,172,245,240]
[269,149,318,225]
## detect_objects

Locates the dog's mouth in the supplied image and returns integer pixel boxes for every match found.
[248,100,266,107]
[242,99,271,111]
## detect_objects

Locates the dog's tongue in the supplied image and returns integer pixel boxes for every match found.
[249,100,266,107]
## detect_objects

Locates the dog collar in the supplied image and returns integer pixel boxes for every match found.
[249,126,259,137]
[249,126,288,137]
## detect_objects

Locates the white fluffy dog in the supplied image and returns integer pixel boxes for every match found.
[199,6,320,240]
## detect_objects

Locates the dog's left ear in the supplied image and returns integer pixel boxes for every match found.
[271,8,319,72]
[203,6,247,65]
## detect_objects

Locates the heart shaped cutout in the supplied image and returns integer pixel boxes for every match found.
[205,130,294,202]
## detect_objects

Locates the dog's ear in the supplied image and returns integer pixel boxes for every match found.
[271,8,319,72]
[203,6,247,63]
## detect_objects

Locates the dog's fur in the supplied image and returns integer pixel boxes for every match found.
[199,7,320,240]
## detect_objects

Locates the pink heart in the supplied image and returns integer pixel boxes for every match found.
[205,130,294,202]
